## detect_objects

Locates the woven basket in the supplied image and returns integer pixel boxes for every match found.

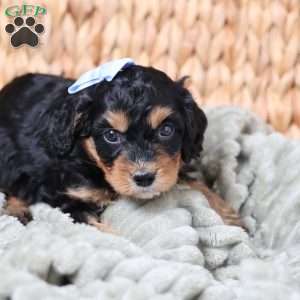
[0,0,299,137]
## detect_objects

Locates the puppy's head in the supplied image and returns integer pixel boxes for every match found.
[54,66,207,199]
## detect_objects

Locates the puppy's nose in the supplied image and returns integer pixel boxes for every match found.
[133,172,155,187]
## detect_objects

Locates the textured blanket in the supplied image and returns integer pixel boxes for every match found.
[1,107,300,300]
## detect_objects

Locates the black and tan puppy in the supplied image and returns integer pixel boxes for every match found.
[0,65,241,227]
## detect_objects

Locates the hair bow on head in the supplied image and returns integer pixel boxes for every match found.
[68,58,135,94]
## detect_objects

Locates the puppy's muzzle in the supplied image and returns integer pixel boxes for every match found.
[133,171,156,187]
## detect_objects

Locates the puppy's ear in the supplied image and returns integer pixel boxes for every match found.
[46,91,93,157]
[177,79,207,163]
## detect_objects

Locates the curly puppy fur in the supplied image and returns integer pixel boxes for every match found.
[0,66,208,224]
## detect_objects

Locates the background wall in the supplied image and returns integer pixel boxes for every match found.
[0,0,299,136]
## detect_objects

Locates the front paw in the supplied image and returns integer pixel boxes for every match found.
[3,196,32,225]
[86,214,118,234]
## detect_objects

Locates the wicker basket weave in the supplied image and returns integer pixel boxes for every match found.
[0,0,299,137]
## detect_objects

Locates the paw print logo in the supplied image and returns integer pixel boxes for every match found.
[5,16,44,48]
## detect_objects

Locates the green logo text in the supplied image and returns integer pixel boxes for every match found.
[5,5,47,17]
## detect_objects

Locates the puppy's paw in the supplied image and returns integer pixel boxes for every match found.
[16,209,33,225]
[86,215,118,234]
[3,196,32,225]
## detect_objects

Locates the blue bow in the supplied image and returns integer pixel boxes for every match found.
[68,58,135,94]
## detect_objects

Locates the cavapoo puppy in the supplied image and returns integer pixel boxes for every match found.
[0,62,242,227]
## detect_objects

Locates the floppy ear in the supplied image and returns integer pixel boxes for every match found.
[178,80,207,163]
[45,91,93,157]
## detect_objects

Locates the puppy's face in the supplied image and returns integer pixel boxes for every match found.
[81,66,207,199]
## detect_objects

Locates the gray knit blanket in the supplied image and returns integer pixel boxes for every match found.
[1,107,300,300]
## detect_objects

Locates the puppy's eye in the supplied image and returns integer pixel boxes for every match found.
[158,123,175,138]
[103,129,121,144]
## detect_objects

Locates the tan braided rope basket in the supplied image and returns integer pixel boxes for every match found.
[0,0,299,137]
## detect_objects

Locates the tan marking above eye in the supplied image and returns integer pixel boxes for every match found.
[147,106,173,129]
[104,110,129,133]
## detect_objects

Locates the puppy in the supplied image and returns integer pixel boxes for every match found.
[0,65,241,227]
